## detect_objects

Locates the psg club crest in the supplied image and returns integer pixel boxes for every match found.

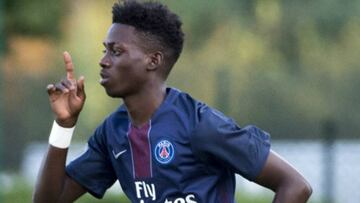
[154,140,174,164]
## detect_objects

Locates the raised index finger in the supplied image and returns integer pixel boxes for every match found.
[63,51,75,80]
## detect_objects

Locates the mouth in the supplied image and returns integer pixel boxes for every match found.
[99,71,110,85]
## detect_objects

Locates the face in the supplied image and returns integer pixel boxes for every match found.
[99,23,151,98]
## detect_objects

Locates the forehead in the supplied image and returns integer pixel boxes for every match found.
[103,23,140,45]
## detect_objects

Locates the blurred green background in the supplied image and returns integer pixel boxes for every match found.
[0,0,359,202]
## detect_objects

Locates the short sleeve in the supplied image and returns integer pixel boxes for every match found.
[66,125,116,199]
[191,106,271,181]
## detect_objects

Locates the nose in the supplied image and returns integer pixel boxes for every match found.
[99,55,111,69]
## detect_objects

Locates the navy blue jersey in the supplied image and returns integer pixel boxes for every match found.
[66,87,271,203]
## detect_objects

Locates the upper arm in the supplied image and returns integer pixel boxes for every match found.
[254,150,311,193]
[191,106,271,180]
[58,122,116,201]
[65,127,117,198]
[58,175,87,203]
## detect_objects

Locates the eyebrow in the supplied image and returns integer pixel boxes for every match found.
[103,41,126,48]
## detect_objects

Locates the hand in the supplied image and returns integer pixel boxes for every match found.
[47,51,86,127]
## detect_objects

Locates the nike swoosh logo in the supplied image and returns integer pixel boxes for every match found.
[112,149,127,159]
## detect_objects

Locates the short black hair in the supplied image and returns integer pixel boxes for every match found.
[112,1,184,72]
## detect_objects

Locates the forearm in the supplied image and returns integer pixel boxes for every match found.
[33,120,76,203]
[33,146,68,203]
[255,151,312,203]
[272,182,312,203]
[34,51,86,202]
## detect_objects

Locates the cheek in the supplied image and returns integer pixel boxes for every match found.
[111,57,131,76]
[127,49,148,68]
[120,56,147,76]
[112,58,147,86]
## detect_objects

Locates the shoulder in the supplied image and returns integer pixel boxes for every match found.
[190,105,237,145]
[166,87,202,112]
[103,105,129,128]
[190,103,271,153]
[166,87,237,131]
[90,105,129,143]
[160,87,205,129]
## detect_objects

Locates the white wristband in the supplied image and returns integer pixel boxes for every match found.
[49,120,75,149]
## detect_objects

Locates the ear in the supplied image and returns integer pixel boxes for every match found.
[146,51,164,71]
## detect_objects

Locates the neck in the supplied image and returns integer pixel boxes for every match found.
[123,84,166,127]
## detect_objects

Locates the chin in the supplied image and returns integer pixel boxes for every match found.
[103,85,138,99]
[104,88,125,98]
[106,91,124,98]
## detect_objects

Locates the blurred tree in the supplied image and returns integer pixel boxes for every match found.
[2,0,67,171]
[4,0,66,38]
[215,69,231,115]
[0,0,6,173]
[168,0,360,139]
[2,0,360,172]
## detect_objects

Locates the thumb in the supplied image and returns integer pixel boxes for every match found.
[77,76,86,99]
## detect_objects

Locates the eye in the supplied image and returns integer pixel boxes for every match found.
[111,50,122,56]
[101,49,120,56]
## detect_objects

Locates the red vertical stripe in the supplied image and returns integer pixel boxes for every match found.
[218,178,231,203]
[128,121,152,179]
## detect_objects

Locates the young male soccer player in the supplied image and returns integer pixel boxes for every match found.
[33,1,312,203]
